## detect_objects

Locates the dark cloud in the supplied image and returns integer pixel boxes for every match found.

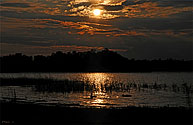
[122,0,146,6]
[158,0,193,7]
[110,13,192,31]
[0,36,54,46]
[0,10,86,22]
[0,3,31,8]
[103,5,123,11]
[73,2,91,8]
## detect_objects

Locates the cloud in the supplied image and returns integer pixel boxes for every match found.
[104,5,124,11]
[157,0,193,7]
[31,45,128,53]
[1,0,192,59]
[0,3,31,8]
[0,43,127,56]
[65,0,193,19]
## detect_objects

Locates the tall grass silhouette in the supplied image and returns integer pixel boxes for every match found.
[1,77,192,95]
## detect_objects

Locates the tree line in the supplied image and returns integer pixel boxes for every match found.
[0,48,192,72]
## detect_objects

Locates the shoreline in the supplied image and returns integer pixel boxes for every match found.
[1,101,192,125]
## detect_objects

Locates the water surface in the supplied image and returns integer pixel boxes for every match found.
[0,72,192,108]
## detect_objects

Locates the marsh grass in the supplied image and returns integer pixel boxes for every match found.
[0,77,192,94]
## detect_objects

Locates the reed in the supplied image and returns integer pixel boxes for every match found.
[0,77,192,94]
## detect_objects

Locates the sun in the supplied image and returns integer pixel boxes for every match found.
[93,9,101,16]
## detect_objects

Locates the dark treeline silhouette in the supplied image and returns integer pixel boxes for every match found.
[0,48,192,72]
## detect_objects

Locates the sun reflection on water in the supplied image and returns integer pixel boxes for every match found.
[82,73,112,84]
[81,73,111,107]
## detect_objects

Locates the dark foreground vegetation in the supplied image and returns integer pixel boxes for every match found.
[1,49,192,72]
[1,101,192,125]
[1,78,193,124]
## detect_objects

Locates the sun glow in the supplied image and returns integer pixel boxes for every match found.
[93,9,101,16]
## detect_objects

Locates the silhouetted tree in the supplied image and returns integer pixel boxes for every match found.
[0,49,192,72]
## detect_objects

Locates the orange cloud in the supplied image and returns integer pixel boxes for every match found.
[124,2,193,18]
[113,31,147,37]
[31,45,127,52]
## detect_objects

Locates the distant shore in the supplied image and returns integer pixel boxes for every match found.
[1,50,192,73]
[1,100,192,125]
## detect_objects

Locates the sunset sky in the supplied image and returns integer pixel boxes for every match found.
[1,0,192,59]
